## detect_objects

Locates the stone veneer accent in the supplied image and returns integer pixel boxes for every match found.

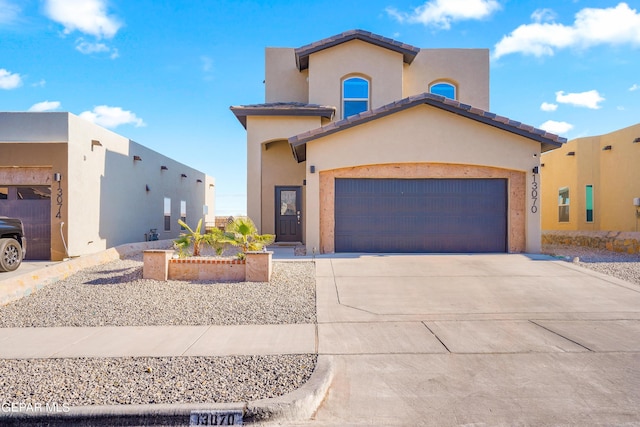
[319,163,526,254]
[543,230,640,254]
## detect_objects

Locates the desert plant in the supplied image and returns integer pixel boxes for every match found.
[174,218,208,257]
[223,217,275,256]
[207,227,227,256]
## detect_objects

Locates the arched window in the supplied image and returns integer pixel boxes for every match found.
[429,82,456,100]
[342,77,369,118]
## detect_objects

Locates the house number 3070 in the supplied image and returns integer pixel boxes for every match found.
[531,173,538,214]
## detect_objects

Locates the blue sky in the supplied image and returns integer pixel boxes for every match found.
[1,0,639,216]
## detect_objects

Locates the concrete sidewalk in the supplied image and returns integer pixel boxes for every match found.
[0,324,316,359]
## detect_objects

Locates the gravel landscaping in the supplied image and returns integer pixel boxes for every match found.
[0,255,318,406]
[542,243,640,286]
[0,354,316,406]
[0,257,316,327]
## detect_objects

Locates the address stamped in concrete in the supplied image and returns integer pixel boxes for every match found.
[189,410,243,425]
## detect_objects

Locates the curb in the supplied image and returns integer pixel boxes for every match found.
[245,355,334,424]
[0,356,334,426]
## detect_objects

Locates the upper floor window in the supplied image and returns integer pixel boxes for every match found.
[343,77,369,118]
[430,82,456,100]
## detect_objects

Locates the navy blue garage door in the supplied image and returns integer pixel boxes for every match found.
[334,178,507,253]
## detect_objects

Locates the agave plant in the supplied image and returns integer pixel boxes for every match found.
[174,218,209,257]
[223,217,275,256]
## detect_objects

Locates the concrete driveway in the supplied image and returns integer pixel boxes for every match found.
[303,254,640,426]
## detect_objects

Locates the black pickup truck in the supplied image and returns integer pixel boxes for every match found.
[0,217,26,272]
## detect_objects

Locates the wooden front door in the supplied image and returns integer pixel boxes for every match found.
[275,186,302,242]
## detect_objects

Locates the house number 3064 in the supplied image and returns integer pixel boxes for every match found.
[531,173,538,214]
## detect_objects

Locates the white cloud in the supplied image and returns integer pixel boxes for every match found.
[32,79,46,88]
[539,120,573,135]
[28,101,61,112]
[0,0,20,24]
[531,8,556,23]
[386,0,501,29]
[79,105,146,129]
[0,68,22,89]
[44,0,122,39]
[201,56,213,72]
[555,90,604,109]
[630,83,640,91]
[76,40,109,54]
[494,3,640,59]
[540,102,558,112]
[75,38,118,58]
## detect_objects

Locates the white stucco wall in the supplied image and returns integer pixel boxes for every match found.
[0,112,214,260]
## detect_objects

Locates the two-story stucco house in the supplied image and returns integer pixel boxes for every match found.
[231,30,565,254]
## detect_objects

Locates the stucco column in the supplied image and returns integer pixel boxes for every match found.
[305,167,321,254]
[246,123,262,231]
[246,251,273,282]
[143,250,173,280]
[525,165,542,253]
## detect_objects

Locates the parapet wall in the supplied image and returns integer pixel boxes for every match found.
[542,230,640,254]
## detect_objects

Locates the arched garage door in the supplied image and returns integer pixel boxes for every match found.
[334,178,507,253]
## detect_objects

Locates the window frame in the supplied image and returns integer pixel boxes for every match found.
[585,185,594,223]
[558,187,570,223]
[164,197,171,232]
[342,76,370,119]
[180,200,187,229]
[429,81,457,100]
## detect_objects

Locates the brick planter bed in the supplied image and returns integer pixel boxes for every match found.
[143,250,273,282]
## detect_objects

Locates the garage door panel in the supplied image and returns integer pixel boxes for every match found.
[335,178,506,253]
[0,186,51,260]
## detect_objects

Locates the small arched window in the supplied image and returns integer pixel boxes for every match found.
[342,77,369,118]
[429,82,456,100]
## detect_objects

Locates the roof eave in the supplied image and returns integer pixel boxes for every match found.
[294,30,420,72]
[230,105,335,129]
[288,94,566,162]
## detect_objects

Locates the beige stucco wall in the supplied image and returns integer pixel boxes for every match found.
[260,139,306,240]
[541,123,640,232]
[263,43,490,113]
[246,115,322,232]
[403,49,490,110]
[265,48,308,104]
[0,112,214,260]
[307,40,404,119]
[304,105,542,253]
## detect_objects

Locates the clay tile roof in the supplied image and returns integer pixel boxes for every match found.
[289,93,566,162]
[295,29,421,71]
[229,102,335,128]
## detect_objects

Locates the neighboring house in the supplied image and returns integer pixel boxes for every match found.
[541,122,640,232]
[0,112,215,261]
[231,29,565,254]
